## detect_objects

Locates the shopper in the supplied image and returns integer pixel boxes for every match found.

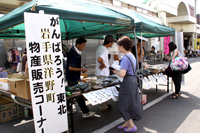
[95,35,116,111]
[165,42,182,99]
[66,37,95,118]
[112,36,142,132]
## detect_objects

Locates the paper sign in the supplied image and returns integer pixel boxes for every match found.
[142,78,151,89]
[24,12,67,133]
[97,89,111,100]
[95,91,109,103]
[147,76,156,87]
[113,74,124,82]
[111,86,119,97]
[153,74,162,83]
[83,93,98,106]
[106,87,116,101]
[159,73,167,82]
[88,91,104,104]
[150,75,158,85]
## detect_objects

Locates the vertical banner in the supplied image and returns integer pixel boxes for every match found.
[164,36,170,54]
[24,12,68,133]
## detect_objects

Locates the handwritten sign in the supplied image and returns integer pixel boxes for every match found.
[24,12,68,133]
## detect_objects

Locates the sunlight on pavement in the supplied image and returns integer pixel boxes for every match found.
[175,110,200,133]
[14,119,34,127]
[180,94,190,98]
[144,127,158,133]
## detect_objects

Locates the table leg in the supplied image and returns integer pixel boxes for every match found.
[167,76,169,93]
[156,79,158,91]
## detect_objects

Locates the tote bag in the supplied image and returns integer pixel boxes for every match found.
[170,52,188,71]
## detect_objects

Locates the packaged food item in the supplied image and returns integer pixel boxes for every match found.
[92,85,103,90]
[87,79,101,84]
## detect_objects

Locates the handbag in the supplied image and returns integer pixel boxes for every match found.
[163,63,172,77]
[182,63,191,74]
[170,52,188,71]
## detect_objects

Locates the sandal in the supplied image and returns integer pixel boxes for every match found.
[170,93,181,97]
[169,95,179,99]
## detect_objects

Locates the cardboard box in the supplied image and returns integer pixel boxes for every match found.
[9,81,17,94]
[7,73,25,94]
[16,79,31,100]
[0,103,24,123]
[140,94,147,105]
[0,78,9,83]
[0,97,12,105]
[0,103,16,110]
[7,73,31,100]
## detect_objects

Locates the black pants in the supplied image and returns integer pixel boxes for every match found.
[67,80,89,114]
[171,71,182,94]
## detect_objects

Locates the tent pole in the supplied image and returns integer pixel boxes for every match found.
[133,28,139,73]
[133,28,143,107]
[140,32,143,107]
[140,33,143,74]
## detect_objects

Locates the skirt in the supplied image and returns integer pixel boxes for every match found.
[118,75,142,121]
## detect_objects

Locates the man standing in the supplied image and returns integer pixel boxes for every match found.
[150,46,156,54]
[132,38,147,69]
[66,37,95,118]
[95,35,116,111]
[108,42,123,75]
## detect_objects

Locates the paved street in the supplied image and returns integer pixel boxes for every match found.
[0,58,199,133]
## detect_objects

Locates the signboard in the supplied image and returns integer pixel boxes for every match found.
[164,36,170,54]
[24,12,68,133]
[83,87,118,105]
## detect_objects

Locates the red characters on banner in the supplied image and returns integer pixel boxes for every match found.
[164,36,170,54]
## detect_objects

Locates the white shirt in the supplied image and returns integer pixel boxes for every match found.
[108,43,123,66]
[74,45,82,55]
[95,45,109,76]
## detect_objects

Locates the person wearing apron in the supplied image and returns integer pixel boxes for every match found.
[113,36,142,132]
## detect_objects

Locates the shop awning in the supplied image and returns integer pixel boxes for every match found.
[125,9,175,38]
[89,9,175,38]
[0,0,134,39]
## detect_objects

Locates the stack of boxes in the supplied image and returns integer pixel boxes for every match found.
[0,73,30,123]
[1,73,31,100]
[0,98,24,123]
